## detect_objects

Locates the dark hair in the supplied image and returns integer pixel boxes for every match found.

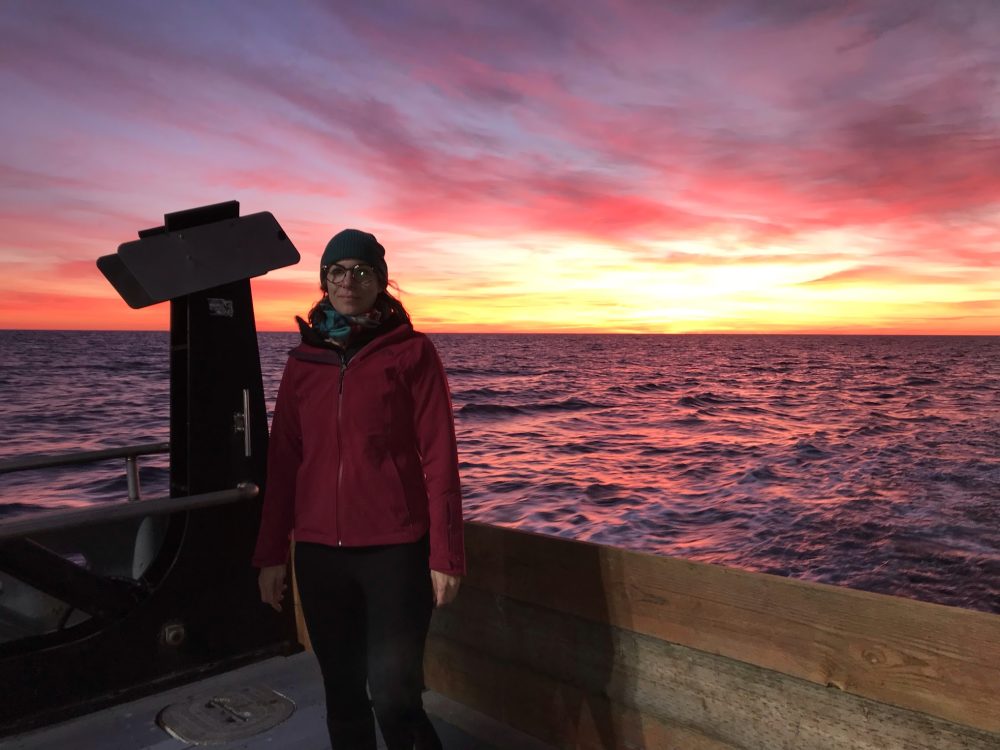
[305,275,411,327]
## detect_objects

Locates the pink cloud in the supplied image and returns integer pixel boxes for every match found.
[209,168,349,199]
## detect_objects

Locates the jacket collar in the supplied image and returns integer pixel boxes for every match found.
[289,318,412,365]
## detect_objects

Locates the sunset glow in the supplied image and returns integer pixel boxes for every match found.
[1,1,998,333]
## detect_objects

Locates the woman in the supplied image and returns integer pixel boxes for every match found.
[252,228,465,750]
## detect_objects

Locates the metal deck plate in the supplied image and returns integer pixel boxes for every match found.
[156,684,295,744]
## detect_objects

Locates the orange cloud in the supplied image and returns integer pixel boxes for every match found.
[0,289,166,330]
[801,265,974,286]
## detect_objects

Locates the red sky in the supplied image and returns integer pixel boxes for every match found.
[1,1,999,333]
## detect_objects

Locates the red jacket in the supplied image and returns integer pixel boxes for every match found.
[252,324,466,576]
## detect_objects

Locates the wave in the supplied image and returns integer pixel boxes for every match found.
[736,464,783,484]
[903,377,941,387]
[445,366,529,377]
[633,381,674,393]
[0,501,63,518]
[676,392,732,408]
[792,440,828,458]
[452,387,517,400]
[457,403,525,416]
[457,397,600,417]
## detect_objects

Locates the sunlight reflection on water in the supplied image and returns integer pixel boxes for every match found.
[1,331,998,613]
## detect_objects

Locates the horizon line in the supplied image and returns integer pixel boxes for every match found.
[1,328,997,337]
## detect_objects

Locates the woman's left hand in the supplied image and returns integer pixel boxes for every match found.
[430,570,461,607]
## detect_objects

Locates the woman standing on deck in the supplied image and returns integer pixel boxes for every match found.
[252,229,465,750]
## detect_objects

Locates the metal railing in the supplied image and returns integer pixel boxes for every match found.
[0,442,169,501]
[0,442,258,541]
[0,483,259,542]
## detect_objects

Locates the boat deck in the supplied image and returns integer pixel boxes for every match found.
[6,652,553,749]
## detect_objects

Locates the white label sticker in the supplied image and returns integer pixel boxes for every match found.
[207,298,234,317]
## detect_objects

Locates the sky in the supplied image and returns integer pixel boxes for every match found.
[1,0,999,334]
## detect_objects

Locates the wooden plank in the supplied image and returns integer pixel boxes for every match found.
[428,587,1000,750]
[426,633,737,750]
[460,522,1000,735]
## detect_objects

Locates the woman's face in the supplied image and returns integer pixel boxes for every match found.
[324,257,383,316]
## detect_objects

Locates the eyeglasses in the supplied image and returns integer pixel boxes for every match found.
[325,263,378,286]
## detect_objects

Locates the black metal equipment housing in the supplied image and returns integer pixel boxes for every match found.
[0,201,301,735]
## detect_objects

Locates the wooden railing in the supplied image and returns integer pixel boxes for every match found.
[423,522,1000,750]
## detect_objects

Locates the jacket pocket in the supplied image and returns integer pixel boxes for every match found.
[384,454,413,527]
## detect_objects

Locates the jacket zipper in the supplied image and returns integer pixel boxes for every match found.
[336,355,346,546]
[332,338,396,546]
[341,346,414,531]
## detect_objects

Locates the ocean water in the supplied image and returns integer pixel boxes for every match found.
[1,330,998,614]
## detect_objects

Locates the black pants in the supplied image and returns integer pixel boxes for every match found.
[294,537,442,750]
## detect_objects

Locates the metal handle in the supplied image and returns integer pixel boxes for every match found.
[242,388,252,457]
[125,455,141,501]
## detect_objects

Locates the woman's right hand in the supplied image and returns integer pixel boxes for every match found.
[258,564,288,612]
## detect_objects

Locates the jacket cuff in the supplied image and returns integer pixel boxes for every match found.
[429,553,466,577]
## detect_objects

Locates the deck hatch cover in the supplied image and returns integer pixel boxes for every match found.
[157,685,294,744]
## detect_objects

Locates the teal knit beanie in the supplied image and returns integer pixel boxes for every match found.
[321,229,388,282]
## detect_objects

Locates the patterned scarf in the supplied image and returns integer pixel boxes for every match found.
[310,299,382,349]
